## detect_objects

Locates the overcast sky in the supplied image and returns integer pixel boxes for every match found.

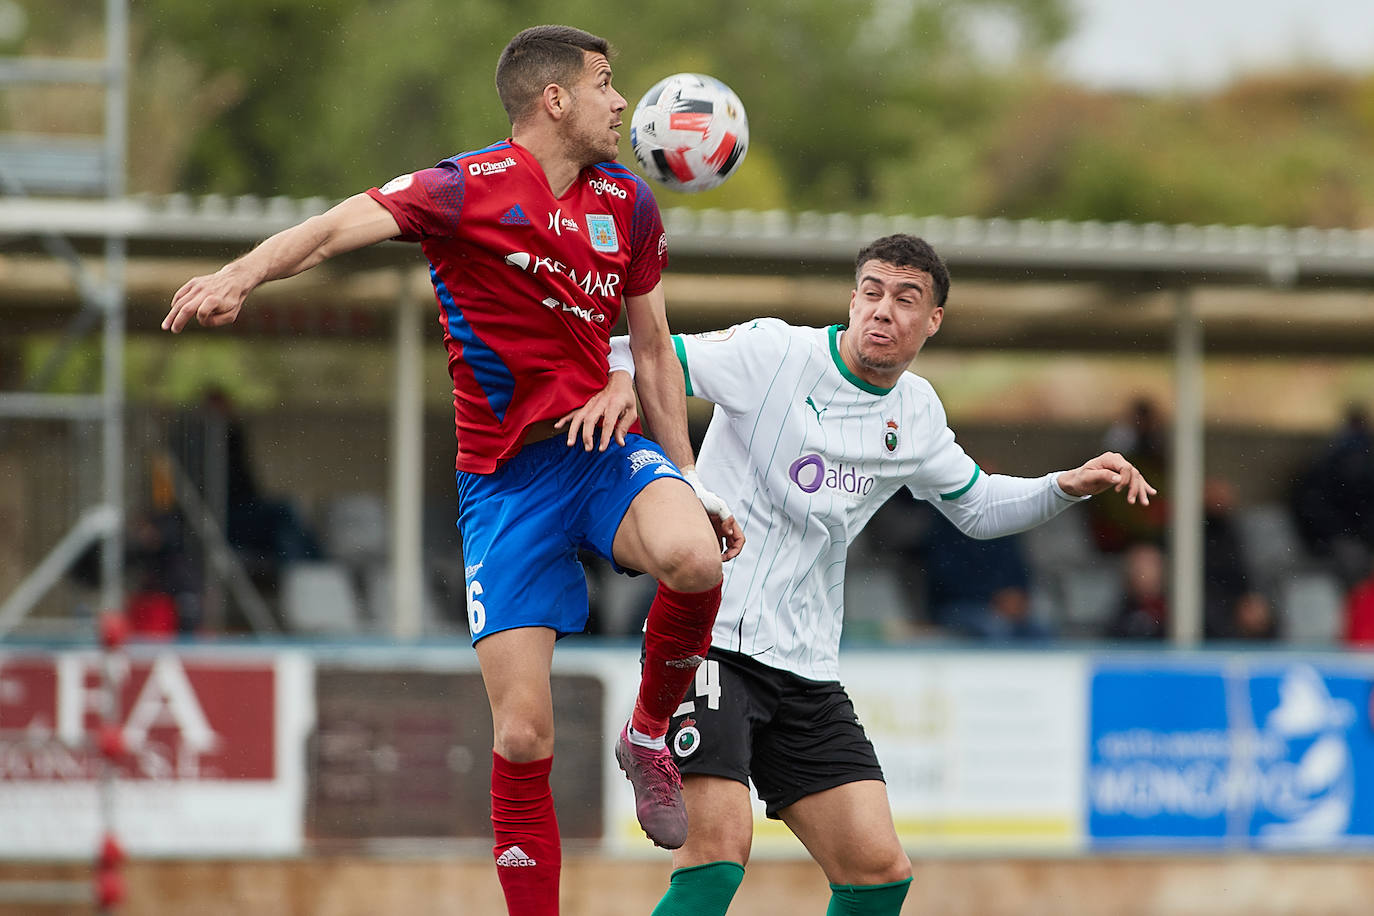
[1051,0,1374,89]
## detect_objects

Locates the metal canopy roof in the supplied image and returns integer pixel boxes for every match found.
[1,195,1373,355]
[4,193,1374,284]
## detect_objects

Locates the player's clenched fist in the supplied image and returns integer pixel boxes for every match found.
[162,268,251,333]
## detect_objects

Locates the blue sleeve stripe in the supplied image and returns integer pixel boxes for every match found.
[594,161,637,180]
[441,140,513,166]
[431,266,515,421]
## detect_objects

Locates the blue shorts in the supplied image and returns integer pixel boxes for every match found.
[455,432,686,643]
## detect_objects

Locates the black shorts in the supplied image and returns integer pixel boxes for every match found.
[667,647,884,818]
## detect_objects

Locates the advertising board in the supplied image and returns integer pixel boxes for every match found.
[1088,656,1374,850]
[0,649,312,858]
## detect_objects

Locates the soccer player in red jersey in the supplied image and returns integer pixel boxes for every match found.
[163,25,744,916]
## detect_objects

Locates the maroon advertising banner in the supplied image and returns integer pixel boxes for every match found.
[0,650,311,858]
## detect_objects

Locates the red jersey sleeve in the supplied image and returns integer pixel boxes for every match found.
[366,165,466,242]
[625,175,668,297]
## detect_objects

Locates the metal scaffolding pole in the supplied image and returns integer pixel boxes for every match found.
[1170,287,1205,647]
[0,0,128,633]
[98,0,129,616]
[390,272,425,640]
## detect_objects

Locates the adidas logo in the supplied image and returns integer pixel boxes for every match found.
[499,205,531,226]
[496,845,537,868]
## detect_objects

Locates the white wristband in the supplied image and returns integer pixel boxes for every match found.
[608,336,636,378]
[683,468,734,521]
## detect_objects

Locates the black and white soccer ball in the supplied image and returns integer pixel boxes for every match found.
[630,73,749,193]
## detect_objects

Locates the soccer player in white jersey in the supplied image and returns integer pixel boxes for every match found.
[592,234,1156,916]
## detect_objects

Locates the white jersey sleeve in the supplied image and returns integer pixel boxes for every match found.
[934,471,1086,539]
[671,318,794,416]
[901,380,982,503]
[903,386,1086,537]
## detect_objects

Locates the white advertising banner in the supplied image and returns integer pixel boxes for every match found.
[843,651,1087,854]
[0,649,313,859]
[589,647,1087,857]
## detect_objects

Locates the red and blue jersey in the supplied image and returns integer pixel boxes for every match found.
[367,139,668,473]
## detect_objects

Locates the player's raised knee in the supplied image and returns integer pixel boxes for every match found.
[653,535,723,593]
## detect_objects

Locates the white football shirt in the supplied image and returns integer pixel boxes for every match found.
[677,318,987,680]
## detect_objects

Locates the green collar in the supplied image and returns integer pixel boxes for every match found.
[828,325,895,395]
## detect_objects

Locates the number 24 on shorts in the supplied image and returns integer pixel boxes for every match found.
[673,659,722,716]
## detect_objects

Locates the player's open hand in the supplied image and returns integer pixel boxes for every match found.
[163,267,252,333]
[1056,452,1158,505]
[556,370,638,451]
[711,513,745,562]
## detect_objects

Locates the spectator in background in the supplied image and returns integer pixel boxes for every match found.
[1089,396,1171,553]
[920,493,1050,641]
[1344,557,1374,645]
[124,507,199,636]
[1231,591,1279,641]
[1108,541,1170,639]
[1202,476,1278,641]
[1290,405,1374,587]
[170,386,322,584]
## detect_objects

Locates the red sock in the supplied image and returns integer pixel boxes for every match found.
[631,581,721,738]
[491,752,561,916]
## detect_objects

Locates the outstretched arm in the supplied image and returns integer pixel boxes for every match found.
[936,453,1157,541]
[163,193,401,333]
[623,283,743,560]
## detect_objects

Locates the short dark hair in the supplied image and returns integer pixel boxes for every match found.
[495,25,612,124]
[854,234,950,307]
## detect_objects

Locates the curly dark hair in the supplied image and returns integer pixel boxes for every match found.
[853,234,950,307]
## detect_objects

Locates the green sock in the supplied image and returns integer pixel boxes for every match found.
[826,878,913,916]
[651,861,746,916]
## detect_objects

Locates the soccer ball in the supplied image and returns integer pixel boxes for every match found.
[630,73,749,193]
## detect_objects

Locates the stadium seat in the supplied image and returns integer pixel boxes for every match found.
[1278,571,1346,644]
[1022,509,1098,573]
[1056,562,1125,636]
[1235,503,1308,588]
[281,561,364,635]
[363,563,456,636]
[322,493,389,566]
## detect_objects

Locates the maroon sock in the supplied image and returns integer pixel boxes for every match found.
[491,752,561,916]
[631,581,722,738]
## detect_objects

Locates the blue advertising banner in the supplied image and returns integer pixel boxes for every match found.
[1088,656,1374,850]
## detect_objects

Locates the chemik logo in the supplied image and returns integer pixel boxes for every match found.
[468,156,517,176]
[788,453,875,496]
